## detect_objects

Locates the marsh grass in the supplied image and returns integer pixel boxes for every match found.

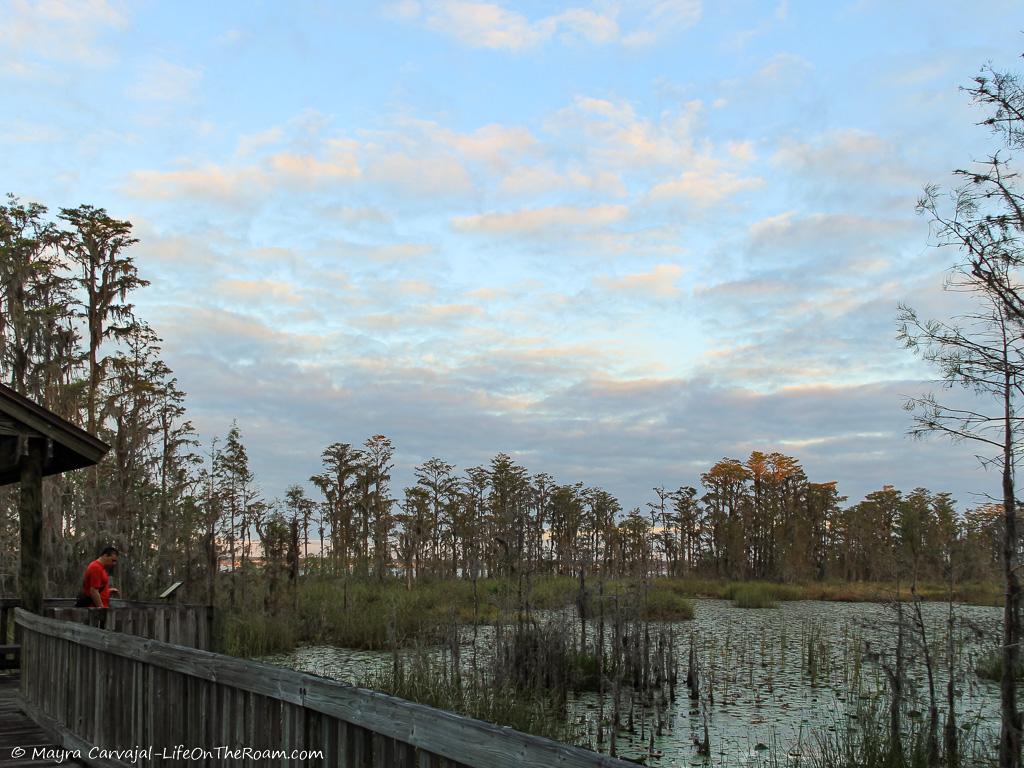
[359,647,586,745]
[295,577,502,649]
[640,589,695,619]
[220,573,1001,662]
[645,577,1001,605]
[809,697,995,768]
[974,647,1024,682]
[222,612,297,657]
[730,583,780,608]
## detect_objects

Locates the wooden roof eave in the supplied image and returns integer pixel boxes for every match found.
[0,384,109,467]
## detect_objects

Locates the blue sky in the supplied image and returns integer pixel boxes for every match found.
[3,0,1023,511]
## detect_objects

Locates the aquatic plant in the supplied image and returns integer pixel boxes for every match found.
[639,588,695,620]
[731,583,779,609]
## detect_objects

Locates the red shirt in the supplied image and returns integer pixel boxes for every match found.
[82,559,110,607]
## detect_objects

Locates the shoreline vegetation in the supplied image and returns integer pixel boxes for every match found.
[221,574,1003,657]
[228,573,1003,767]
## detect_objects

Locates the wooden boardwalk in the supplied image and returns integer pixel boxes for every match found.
[0,673,82,767]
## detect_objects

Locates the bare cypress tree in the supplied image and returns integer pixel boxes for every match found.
[903,60,1024,767]
[899,295,1023,768]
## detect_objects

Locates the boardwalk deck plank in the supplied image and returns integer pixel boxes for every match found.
[0,674,83,767]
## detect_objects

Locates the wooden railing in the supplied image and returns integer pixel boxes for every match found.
[0,598,213,655]
[16,609,633,768]
[44,602,214,651]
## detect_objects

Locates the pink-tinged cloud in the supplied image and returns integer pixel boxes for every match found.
[267,151,361,183]
[367,151,473,197]
[598,264,685,299]
[550,95,703,170]
[465,286,510,301]
[434,122,538,165]
[422,1,620,50]
[216,279,306,306]
[124,165,266,202]
[124,146,362,202]
[452,203,629,235]
[648,167,764,205]
[498,165,626,197]
[352,302,484,332]
[403,1,701,50]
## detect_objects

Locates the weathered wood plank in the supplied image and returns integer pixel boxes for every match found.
[0,673,86,767]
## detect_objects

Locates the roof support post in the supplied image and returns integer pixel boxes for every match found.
[19,438,44,614]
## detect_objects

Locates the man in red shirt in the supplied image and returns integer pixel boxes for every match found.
[75,547,120,608]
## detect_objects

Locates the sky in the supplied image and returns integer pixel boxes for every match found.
[3,0,1023,512]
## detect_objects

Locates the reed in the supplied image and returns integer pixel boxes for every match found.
[974,647,1024,682]
[730,582,779,608]
[810,696,995,768]
[221,611,297,657]
[359,646,585,744]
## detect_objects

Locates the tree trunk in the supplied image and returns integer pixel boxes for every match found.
[1001,364,1022,768]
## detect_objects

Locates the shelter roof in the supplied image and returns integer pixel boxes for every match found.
[0,383,109,486]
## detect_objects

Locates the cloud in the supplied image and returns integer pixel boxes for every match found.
[648,166,764,205]
[236,128,285,156]
[745,211,916,265]
[124,144,361,202]
[127,60,202,102]
[316,240,436,264]
[367,151,473,198]
[121,93,743,239]
[156,306,325,365]
[548,95,703,171]
[355,302,485,332]
[422,1,616,50]
[392,0,701,51]
[753,52,812,86]
[1,0,127,74]
[124,165,267,202]
[498,165,626,197]
[772,128,921,203]
[216,279,307,306]
[597,264,685,299]
[165,318,986,514]
[426,122,538,168]
[383,0,423,20]
[267,151,362,183]
[452,204,629,235]
[622,0,702,45]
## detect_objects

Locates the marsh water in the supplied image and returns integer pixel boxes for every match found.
[264,599,1004,766]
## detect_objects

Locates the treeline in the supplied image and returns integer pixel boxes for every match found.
[0,195,1001,605]
[278,441,999,587]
